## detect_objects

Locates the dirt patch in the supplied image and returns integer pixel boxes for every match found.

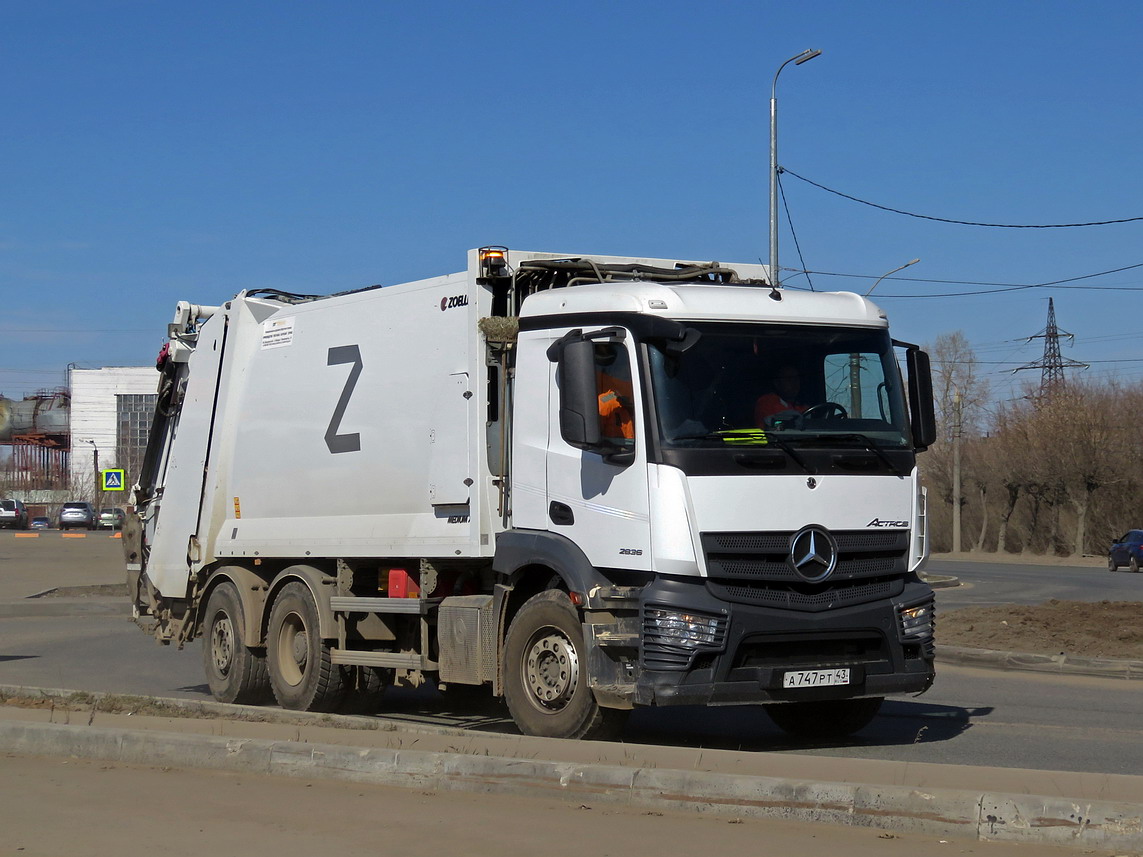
[939,600,1143,660]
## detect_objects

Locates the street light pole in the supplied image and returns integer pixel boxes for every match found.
[81,439,99,501]
[770,49,821,289]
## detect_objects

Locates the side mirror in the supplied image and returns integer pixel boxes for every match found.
[547,328,634,465]
[906,348,937,451]
[554,337,603,451]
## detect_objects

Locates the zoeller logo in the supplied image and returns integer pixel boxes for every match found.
[787,525,838,583]
[440,294,469,311]
[867,518,909,528]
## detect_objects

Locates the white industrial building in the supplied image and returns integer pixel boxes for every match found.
[68,366,158,494]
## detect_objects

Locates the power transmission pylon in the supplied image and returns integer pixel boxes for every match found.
[1014,297,1088,396]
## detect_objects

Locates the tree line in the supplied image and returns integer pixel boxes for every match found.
[918,332,1142,557]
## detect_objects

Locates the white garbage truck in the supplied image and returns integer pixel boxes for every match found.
[126,247,937,740]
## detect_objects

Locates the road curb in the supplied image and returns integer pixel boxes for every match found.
[0,599,130,618]
[937,645,1143,680]
[2,717,1141,851]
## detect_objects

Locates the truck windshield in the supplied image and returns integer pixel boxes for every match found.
[647,322,912,449]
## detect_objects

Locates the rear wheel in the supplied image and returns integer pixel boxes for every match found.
[1131,557,1140,574]
[338,666,390,715]
[503,589,627,740]
[267,581,346,712]
[765,697,883,740]
[201,583,272,705]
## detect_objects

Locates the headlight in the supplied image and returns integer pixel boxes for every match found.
[899,601,935,640]
[643,607,727,649]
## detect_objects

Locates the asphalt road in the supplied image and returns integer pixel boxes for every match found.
[2,532,1141,776]
[927,557,1143,610]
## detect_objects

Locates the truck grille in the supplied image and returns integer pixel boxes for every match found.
[702,529,909,581]
[702,529,909,612]
[707,575,904,611]
[734,632,890,669]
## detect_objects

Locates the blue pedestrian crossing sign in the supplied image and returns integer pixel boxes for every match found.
[102,469,126,491]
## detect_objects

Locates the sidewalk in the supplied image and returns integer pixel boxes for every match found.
[2,684,1143,852]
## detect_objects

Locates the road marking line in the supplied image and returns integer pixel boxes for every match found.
[14,533,39,538]
[61,533,88,539]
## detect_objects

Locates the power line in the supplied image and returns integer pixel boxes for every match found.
[780,167,1143,228]
[786,261,1143,298]
[777,170,816,291]
[940,358,1143,366]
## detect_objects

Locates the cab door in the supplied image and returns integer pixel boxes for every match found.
[545,329,651,571]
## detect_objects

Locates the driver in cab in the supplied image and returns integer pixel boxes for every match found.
[754,363,806,426]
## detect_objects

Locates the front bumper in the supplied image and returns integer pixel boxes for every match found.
[628,574,934,707]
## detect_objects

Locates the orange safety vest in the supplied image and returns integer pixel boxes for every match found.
[597,375,635,439]
[754,393,806,426]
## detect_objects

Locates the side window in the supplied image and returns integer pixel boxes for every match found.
[823,352,890,421]
[594,343,635,445]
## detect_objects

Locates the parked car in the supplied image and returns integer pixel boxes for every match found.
[59,501,96,530]
[97,507,126,530]
[30,517,51,530]
[1108,530,1143,573]
[0,499,30,529]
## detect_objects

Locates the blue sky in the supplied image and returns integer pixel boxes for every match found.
[3,1,1141,407]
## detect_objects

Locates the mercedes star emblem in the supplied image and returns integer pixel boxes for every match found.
[788,525,838,583]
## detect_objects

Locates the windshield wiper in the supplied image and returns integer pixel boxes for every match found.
[756,433,813,474]
[829,433,906,476]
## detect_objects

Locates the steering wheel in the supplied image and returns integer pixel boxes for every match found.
[801,402,848,420]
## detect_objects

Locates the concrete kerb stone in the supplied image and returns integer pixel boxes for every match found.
[937,645,1143,680]
[2,717,1143,850]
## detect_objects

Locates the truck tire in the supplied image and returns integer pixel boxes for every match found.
[201,583,272,705]
[267,581,346,712]
[765,696,883,740]
[503,589,627,740]
[338,666,390,715]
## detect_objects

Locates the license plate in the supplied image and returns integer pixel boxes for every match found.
[782,668,851,689]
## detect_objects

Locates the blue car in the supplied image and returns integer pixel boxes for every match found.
[1108,530,1143,572]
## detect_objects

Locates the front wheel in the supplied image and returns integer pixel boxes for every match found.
[765,696,883,740]
[201,582,272,705]
[267,581,346,712]
[1109,556,1119,572]
[503,590,627,740]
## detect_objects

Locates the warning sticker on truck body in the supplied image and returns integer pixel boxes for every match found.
[262,317,295,349]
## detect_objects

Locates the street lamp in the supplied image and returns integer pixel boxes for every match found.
[865,258,921,296]
[770,49,821,289]
[80,438,99,498]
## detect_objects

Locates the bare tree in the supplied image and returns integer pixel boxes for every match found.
[921,332,991,552]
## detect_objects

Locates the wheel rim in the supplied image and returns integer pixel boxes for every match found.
[275,610,309,688]
[209,612,235,677]
[522,627,579,712]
